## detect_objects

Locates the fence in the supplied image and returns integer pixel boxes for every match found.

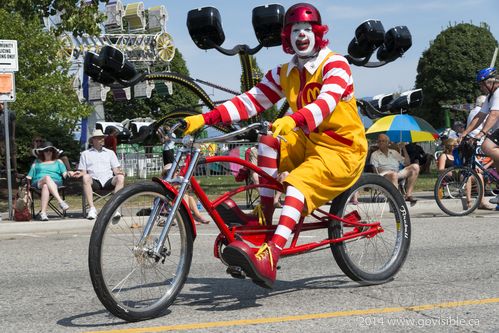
[117,142,258,179]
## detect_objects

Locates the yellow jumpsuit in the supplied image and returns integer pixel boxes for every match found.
[279,54,368,213]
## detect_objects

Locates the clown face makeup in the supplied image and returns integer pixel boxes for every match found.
[290,22,316,58]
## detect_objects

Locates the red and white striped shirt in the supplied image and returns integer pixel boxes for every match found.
[210,47,354,132]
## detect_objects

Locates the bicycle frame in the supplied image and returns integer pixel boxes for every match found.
[140,125,384,260]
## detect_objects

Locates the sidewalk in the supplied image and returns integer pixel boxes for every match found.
[0,191,443,234]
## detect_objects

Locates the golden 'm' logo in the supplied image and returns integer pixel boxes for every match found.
[301,83,322,105]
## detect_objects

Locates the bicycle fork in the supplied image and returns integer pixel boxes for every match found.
[138,147,201,260]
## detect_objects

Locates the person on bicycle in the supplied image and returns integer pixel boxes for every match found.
[461,67,499,203]
[183,3,367,288]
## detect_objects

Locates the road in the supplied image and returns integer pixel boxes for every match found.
[0,200,498,333]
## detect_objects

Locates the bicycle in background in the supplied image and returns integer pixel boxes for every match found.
[434,139,499,216]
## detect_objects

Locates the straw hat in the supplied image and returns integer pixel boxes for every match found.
[89,129,106,139]
[32,141,63,158]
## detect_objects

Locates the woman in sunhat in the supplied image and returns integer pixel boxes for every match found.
[27,142,74,221]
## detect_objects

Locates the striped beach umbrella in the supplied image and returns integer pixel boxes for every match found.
[365,114,439,142]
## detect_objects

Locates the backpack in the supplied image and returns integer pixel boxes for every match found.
[13,184,32,222]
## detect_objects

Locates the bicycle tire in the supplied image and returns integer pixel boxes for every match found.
[434,166,483,216]
[88,182,193,322]
[328,174,411,284]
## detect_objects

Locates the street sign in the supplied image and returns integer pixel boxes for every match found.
[0,40,18,72]
[0,73,15,101]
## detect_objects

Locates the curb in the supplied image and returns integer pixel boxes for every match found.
[0,191,471,235]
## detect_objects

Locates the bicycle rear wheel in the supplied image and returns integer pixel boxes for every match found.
[434,166,482,216]
[88,182,193,322]
[328,174,411,284]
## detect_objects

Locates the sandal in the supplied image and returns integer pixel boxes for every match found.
[405,196,418,206]
[194,216,210,224]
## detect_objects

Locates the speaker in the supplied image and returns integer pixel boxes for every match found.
[83,52,115,85]
[187,7,225,49]
[347,20,385,58]
[252,4,285,47]
[377,26,412,62]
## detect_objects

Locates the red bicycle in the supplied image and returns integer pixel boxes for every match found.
[88,121,411,322]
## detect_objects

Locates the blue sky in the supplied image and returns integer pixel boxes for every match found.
[138,0,499,101]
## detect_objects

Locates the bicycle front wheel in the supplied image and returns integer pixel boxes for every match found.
[328,174,411,284]
[88,182,193,322]
[434,166,483,216]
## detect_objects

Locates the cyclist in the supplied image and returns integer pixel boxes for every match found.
[183,3,367,288]
[461,67,499,203]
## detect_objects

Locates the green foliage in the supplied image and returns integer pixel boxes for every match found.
[415,23,498,127]
[104,49,201,122]
[1,0,108,36]
[0,9,92,171]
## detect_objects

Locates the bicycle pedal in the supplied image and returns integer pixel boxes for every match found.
[226,266,246,279]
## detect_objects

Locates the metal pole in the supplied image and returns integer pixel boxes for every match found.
[3,101,13,220]
[490,47,498,68]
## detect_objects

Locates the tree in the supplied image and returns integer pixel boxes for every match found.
[104,49,201,122]
[0,10,93,171]
[415,23,498,128]
[1,0,108,36]
[239,55,279,123]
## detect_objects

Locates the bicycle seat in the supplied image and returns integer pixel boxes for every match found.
[216,198,260,227]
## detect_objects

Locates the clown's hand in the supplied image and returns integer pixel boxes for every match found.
[183,114,205,135]
[271,116,296,138]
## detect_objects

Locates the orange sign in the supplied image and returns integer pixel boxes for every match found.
[0,73,13,93]
[0,72,15,101]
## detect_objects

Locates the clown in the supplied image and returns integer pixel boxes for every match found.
[184,3,368,288]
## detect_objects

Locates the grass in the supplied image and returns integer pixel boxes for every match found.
[413,171,439,192]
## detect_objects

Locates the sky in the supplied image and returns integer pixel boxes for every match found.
[136,0,499,102]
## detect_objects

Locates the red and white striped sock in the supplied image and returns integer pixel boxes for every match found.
[272,186,305,250]
[257,135,280,224]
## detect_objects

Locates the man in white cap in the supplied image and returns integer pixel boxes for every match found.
[73,129,125,219]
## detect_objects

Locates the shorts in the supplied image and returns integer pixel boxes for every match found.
[379,168,410,180]
[33,178,63,189]
[92,178,115,191]
[488,128,499,146]
[162,149,175,165]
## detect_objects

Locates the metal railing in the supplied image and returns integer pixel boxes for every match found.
[118,142,257,179]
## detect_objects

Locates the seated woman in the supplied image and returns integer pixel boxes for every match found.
[436,138,457,171]
[27,142,75,221]
[437,138,493,210]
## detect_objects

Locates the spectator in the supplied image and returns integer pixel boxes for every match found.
[467,95,487,139]
[436,138,457,170]
[163,163,209,224]
[31,135,72,171]
[0,103,17,173]
[157,125,176,166]
[31,135,45,151]
[448,121,465,139]
[370,133,419,205]
[26,142,73,221]
[104,127,119,153]
[73,129,125,220]
[405,142,432,174]
[246,145,260,187]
